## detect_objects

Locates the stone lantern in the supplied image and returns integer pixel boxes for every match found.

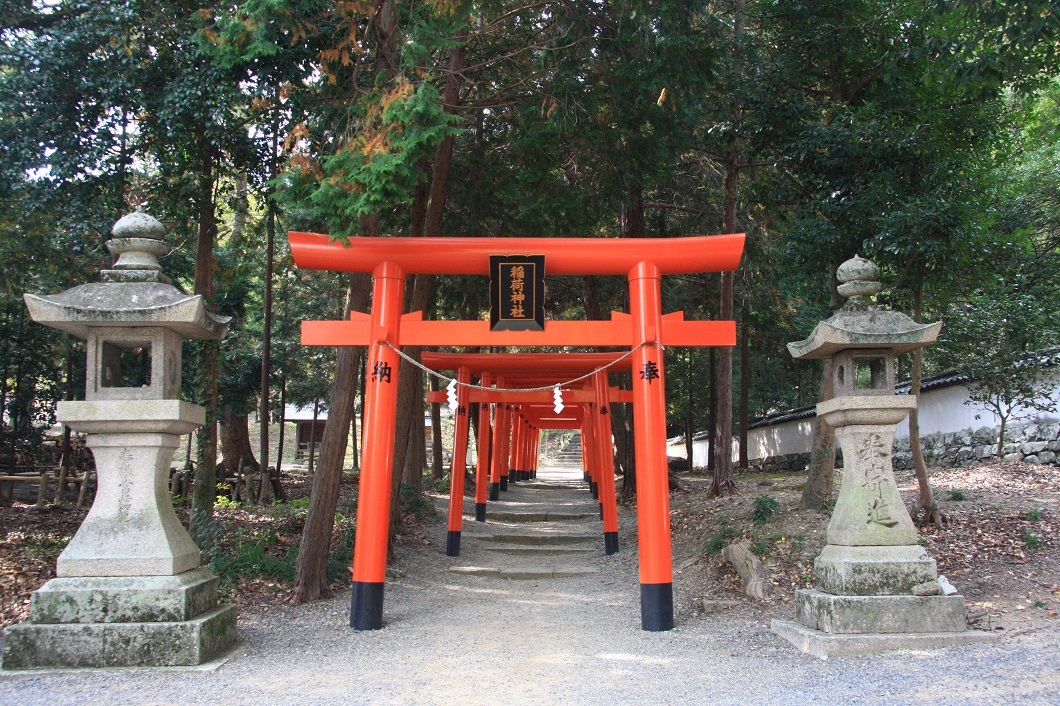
[771,255,991,658]
[4,212,236,669]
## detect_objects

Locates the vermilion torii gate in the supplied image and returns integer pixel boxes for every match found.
[420,352,635,557]
[289,233,745,631]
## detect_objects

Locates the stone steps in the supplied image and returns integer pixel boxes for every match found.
[445,465,605,582]
[482,545,595,556]
[482,510,597,522]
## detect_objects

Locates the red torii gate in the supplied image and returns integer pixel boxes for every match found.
[421,352,633,557]
[290,232,745,631]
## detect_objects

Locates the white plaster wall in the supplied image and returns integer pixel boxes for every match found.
[896,369,1060,438]
[666,368,1060,465]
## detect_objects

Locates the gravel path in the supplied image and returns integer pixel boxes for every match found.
[2,467,1058,705]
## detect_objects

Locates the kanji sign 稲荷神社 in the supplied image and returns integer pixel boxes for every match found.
[490,254,545,331]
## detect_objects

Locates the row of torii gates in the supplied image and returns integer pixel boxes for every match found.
[289,232,745,631]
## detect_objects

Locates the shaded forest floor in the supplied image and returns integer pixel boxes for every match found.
[0,460,1056,635]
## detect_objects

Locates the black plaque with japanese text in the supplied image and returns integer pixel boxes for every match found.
[489,255,545,331]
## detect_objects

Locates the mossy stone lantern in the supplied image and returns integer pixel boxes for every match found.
[4,212,236,669]
[772,256,992,658]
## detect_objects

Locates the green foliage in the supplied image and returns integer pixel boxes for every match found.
[399,483,436,518]
[293,78,459,235]
[1023,531,1043,550]
[948,489,967,502]
[752,536,776,558]
[210,530,296,583]
[750,495,780,525]
[1026,508,1043,522]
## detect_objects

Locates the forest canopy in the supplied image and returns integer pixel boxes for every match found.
[1,0,1058,488]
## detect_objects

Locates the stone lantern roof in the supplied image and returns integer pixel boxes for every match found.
[787,255,940,359]
[23,211,229,340]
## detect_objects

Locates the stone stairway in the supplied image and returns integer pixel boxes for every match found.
[550,433,584,468]
[446,465,603,580]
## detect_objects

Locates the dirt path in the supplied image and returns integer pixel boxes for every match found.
[2,465,1059,705]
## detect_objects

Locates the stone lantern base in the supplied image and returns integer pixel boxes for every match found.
[772,547,995,658]
[771,613,994,660]
[771,401,995,658]
[1,400,236,669]
[2,570,236,669]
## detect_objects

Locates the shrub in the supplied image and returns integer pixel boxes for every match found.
[399,483,436,518]
[1023,531,1042,550]
[751,495,780,525]
[948,489,966,501]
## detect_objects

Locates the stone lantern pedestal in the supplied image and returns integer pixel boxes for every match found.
[771,256,993,658]
[3,212,235,669]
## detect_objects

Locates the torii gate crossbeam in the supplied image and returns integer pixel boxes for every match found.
[290,232,745,632]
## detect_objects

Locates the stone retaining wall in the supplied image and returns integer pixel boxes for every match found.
[892,421,1060,469]
[745,421,1060,473]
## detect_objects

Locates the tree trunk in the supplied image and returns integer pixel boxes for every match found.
[721,541,767,600]
[710,144,740,498]
[618,181,645,497]
[219,410,260,477]
[291,273,370,604]
[258,122,279,504]
[710,0,745,499]
[276,374,287,471]
[403,408,426,491]
[307,399,320,475]
[190,133,219,545]
[738,301,750,469]
[387,277,432,544]
[54,338,75,506]
[800,359,835,510]
[909,285,944,526]
[707,348,716,473]
[430,376,444,480]
[388,31,467,536]
[684,350,694,470]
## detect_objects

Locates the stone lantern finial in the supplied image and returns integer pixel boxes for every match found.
[835,254,882,308]
[104,209,172,284]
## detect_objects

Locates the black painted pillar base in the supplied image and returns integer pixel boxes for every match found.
[446,531,461,556]
[583,472,589,482]
[350,581,385,630]
[640,583,674,632]
[590,481,598,499]
[604,532,619,555]
[475,503,487,522]
[599,504,604,520]
[488,483,499,501]
[500,475,509,491]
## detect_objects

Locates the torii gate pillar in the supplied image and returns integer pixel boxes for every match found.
[350,262,405,630]
[629,262,673,630]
